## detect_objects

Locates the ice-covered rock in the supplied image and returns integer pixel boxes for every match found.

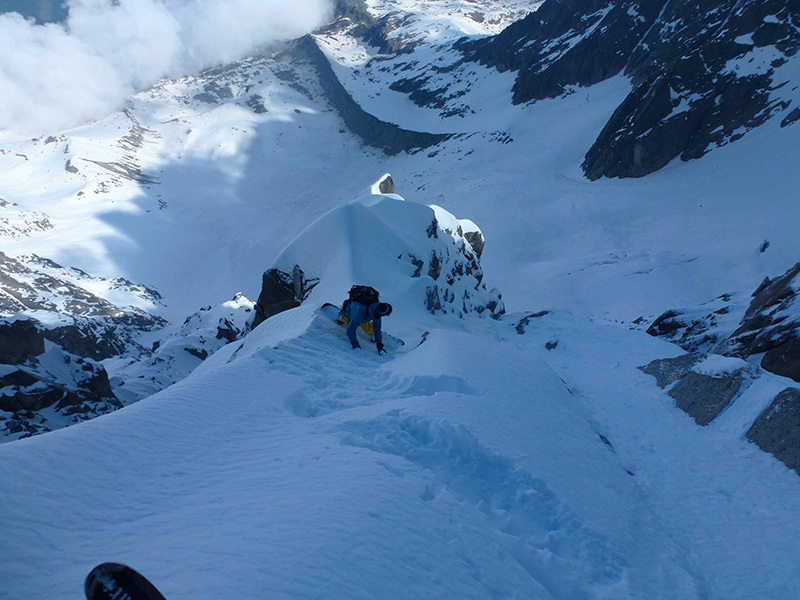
[648,263,800,383]
[726,263,800,381]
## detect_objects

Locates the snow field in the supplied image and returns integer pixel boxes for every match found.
[1,304,636,599]
[1,1,800,597]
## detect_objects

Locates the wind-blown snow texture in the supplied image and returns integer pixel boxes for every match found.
[1,1,800,599]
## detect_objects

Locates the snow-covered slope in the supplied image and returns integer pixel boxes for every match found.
[263,179,502,322]
[1,0,800,597]
[0,306,629,599]
[3,183,800,599]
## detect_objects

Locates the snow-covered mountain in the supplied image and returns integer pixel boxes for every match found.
[1,0,800,598]
[461,0,800,178]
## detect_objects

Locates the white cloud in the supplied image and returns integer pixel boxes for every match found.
[0,0,333,136]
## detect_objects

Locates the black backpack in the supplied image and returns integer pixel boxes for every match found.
[348,285,380,306]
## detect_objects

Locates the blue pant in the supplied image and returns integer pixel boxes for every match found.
[344,301,382,348]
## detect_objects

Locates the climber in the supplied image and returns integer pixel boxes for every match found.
[340,285,393,353]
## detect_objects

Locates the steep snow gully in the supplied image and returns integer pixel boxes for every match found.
[4,181,800,599]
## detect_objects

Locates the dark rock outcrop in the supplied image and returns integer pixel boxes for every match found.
[761,339,800,382]
[644,294,736,355]
[747,388,800,475]
[252,266,319,329]
[514,310,550,335]
[0,252,171,441]
[585,0,800,179]
[0,345,121,439]
[639,354,703,389]
[461,0,666,104]
[322,0,377,36]
[0,252,166,362]
[41,323,127,361]
[642,263,800,469]
[322,0,425,55]
[376,174,395,194]
[727,264,800,367]
[0,319,45,364]
[216,318,239,343]
[422,214,504,320]
[668,369,746,426]
[0,312,146,365]
[434,215,486,260]
[463,230,485,259]
[640,354,749,425]
[647,263,800,384]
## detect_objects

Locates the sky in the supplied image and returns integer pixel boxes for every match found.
[0,0,333,136]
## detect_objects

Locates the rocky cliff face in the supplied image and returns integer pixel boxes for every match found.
[0,252,162,440]
[0,295,254,442]
[459,0,665,103]
[459,0,800,179]
[585,0,800,179]
[643,262,800,475]
[0,317,122,440]
[325,0,799,179]
[647,262,800,383]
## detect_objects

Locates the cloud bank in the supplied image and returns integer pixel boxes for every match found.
[0,0,333,136]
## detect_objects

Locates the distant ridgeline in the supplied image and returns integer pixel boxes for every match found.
[321,0,799,179]
[0,0,68,24]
